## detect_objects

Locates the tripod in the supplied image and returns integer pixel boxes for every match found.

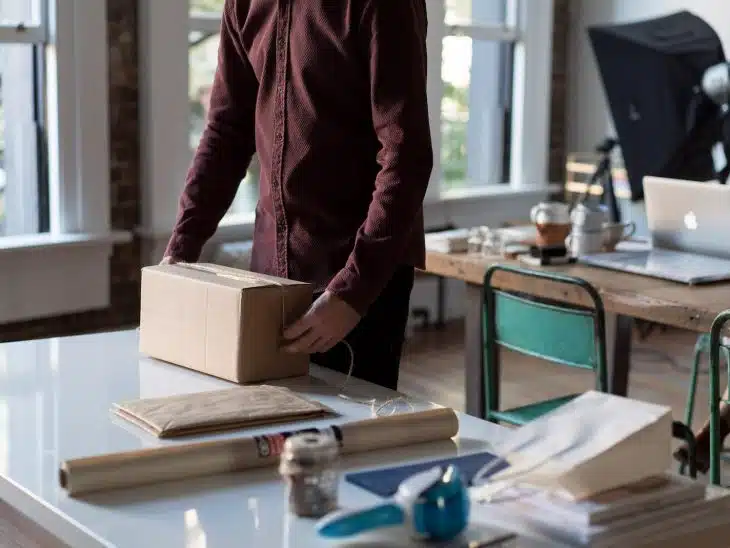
[576,138,621,223]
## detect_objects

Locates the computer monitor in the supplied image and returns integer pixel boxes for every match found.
[588,10,725,201]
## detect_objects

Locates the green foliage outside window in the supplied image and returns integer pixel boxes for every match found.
[442,82,468,187]
[189,0,225,13]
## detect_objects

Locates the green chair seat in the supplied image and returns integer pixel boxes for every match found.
[489,394,581,426]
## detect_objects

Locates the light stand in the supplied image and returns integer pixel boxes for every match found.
[580,138,621,223]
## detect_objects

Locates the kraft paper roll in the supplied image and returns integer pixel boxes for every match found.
[59,407,459,496]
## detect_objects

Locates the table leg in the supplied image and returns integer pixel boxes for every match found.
[605,313,633,397]
[465,283,486,417]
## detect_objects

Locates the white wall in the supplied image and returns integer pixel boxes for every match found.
[567,0,730,153]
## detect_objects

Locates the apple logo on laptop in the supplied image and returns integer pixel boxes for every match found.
[684,211,699,231]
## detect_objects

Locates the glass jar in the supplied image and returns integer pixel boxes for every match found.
[279,432,340,518]
[481,228,503,256]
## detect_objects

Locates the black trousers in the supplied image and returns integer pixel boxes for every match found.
[310,266,415,390]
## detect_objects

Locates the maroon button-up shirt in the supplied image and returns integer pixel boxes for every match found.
[165,0,433,314]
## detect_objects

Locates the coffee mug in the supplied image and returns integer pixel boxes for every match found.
[565,231,604,256]
[602,221,636,251]
[570,203,609,232]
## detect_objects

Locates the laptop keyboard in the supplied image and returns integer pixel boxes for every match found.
[642,249,730,271]
[583,248,730,282]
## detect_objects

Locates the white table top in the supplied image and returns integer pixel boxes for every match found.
[0,329,513,548]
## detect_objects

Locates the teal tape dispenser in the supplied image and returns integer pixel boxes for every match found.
[316,465,470,542]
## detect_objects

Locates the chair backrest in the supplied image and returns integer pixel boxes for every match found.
[707,309,730,485]
[483,265,608,386]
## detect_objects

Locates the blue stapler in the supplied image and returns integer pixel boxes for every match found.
[316,465,470,542]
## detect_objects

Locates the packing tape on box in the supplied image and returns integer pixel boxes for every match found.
[175,262,282,287]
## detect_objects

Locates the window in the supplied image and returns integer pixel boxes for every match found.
[0,0,111,239]
[0,0,117,324]
[0,0,47,236]
[189,0,258,221]
[440,0,514,189]
[427,0,552,199]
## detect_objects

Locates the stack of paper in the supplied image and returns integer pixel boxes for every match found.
[424,228,471,253]
[468,392,730,546]
[482,391,674,501]
[525,474,704,526]
[472,475,730,547]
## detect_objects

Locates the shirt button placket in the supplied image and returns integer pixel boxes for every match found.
[272,0,291,279]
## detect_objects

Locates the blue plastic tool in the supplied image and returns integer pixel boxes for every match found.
[316,465,470,542]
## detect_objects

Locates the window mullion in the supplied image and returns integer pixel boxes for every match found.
[509,0,553,188]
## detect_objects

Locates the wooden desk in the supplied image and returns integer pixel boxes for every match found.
[424,250,730,416]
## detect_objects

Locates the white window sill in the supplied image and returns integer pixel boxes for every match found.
[141,183,561,262]
[0,231,131,253]
[0,231,133,324]
[213,182,560,233]
[208,184,560,243]
[425,181,561,205]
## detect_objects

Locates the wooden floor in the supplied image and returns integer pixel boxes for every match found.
[400,320,724,434]
[0,500,66,548]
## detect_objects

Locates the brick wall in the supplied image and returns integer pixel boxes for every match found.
[0,0,570,342]
[549,0,570,185]
[0,0,141,342]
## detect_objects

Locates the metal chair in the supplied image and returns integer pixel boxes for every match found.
[482,265,700,477]
[482,265,609,425]
[680,333,730,478]
[708,310,730,485]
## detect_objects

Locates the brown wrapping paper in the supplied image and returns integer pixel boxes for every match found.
[113,385,334,438]
[59,407,459,497]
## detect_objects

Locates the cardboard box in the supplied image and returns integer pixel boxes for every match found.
[139,263,312,383]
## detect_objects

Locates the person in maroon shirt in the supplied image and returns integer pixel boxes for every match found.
[162,0,433,390]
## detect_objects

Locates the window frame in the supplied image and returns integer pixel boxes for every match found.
[139,0,553,253]
[0,2,46,236]
[0,0,126,324]
[425,0,553,201]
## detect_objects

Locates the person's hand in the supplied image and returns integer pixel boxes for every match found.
[283,291,361,354]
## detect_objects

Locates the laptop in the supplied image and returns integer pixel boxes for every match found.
[580,176,730,285]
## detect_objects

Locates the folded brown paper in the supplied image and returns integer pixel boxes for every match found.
[113,386,334,438]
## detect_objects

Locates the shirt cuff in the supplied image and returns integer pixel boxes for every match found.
[164,233,205,263]
[326,265,380,317]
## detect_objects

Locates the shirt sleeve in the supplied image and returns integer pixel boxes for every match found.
[326,0,433,314]
[164,1,258,262]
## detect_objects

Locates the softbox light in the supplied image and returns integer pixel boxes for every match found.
[589,10,725,201]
